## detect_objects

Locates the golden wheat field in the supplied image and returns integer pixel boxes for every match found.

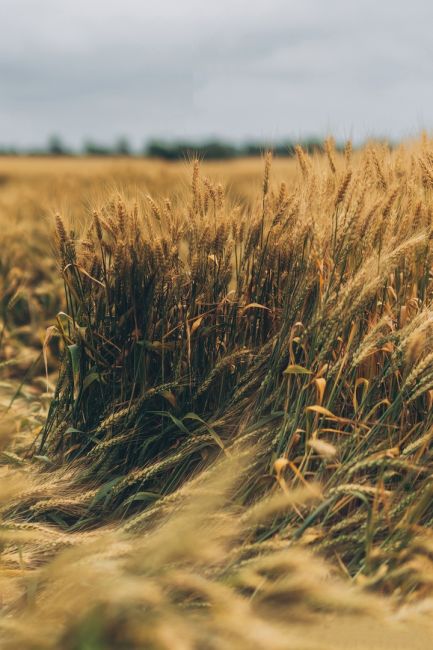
[3,140,433,648]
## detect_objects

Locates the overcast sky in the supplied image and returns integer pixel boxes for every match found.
[1,0,433,148]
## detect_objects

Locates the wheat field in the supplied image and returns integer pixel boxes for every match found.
[2,140,433,648]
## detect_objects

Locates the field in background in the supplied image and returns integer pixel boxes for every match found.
[2,144,433,648]
[0,155,296,380]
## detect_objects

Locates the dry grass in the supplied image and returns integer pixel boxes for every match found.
[2,141,433,647]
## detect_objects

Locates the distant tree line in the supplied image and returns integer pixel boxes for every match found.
[145,138,328,160]
[0,135,350,159]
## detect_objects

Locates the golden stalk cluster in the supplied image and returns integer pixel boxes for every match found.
[3,139,433,647]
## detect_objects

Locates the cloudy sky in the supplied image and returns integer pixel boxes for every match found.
[1,0,432,149]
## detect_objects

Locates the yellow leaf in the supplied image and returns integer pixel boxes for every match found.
[306,405,336,418]
[242,302,271,313]
[190,316,203,335]
[317,427,351,436]
[283,364,312,375]
[305,405,354,425]
[354,377,369,411]
[314,377,326,404]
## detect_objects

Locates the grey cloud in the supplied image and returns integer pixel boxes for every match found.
[1,0,433,147]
